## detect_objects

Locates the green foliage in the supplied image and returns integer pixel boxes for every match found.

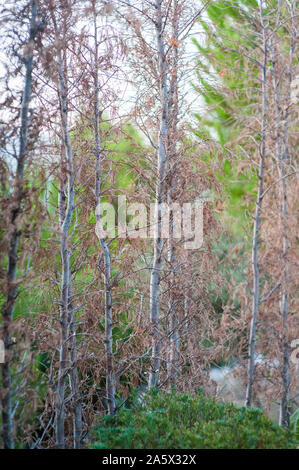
[193,0,260,235]
[209,234,248,318]
[91,389,297,449]
[290,408,299,441]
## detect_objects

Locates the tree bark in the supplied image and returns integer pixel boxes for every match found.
[167,0,180,385]
[93,10,116,415]
[270,1,296,427]
[51,11,82,447]
[149,0,169,389]
[1,0,38,449]
[245,3,268,408]
[278,0,296,429]
[69,293,83,447]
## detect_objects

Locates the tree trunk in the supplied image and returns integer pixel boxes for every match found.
[93,11,116,415]
[278,0,297,429]
[69,293,83,447]
[52,11,82,447]
[149,0,169,389]
[270,1,296,426]
[245,3,268,408]
[167,0,180,386]
[1,0,38,449]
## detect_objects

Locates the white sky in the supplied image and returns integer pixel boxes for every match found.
[0,0,210,150]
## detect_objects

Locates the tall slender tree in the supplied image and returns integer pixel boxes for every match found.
[50,4,82,447]
[245,0,268,408]
[0,0,43,449]
[269,0,297,427]
[116,0,209,389]
[92,3,116,415]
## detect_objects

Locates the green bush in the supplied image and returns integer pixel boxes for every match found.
[91,389,297,449]
[290,408,299,441]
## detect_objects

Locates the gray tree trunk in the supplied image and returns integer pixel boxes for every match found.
[278,0,296,429]
[167,0,180,385]
[1,0,39,449]
[245,3,268,408]
[270,1,296,427]
[69,293,83,447]
[149,0,169,389]
[51,12,82,447]
[93,12,116,415]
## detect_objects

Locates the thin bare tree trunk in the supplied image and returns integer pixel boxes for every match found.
[1,0,38,449]
[93,10,116,415]
[278,148,290,429]
[52,12,82,447]
[245,3,268,408]
[56,172,68,448]
[69,293,83,447]
[278,0,297,429]
[270,0,296,427]
[149,0,169,389]
[167,0,180,385]
[271,49,289,428]
[56,51,72,450]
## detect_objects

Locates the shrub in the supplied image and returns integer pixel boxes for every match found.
[90,389,297,449]
[290,408,299,441]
